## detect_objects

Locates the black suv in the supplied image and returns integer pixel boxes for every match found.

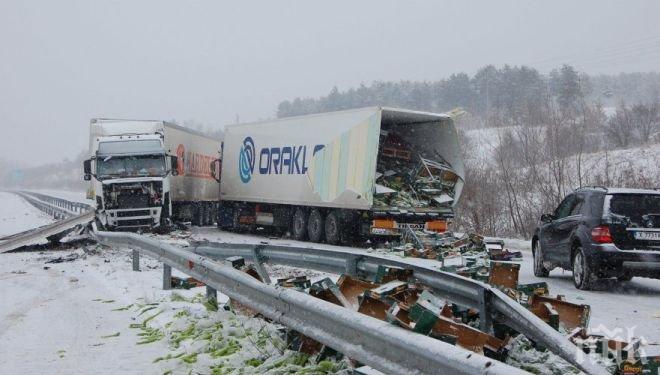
[532,187,660,290]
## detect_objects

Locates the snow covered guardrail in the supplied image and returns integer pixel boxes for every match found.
[0,191,94,253]
[93,230,524,375]
[190,242,609,375]
[16,191,92,219]
[0,211,95,253]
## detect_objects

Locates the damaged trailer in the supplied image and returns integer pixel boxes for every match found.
[218,107,464,244]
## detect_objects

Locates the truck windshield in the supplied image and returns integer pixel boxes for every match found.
[97,154,167,179]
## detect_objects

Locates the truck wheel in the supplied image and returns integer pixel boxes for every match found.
[307,209,324,243]
[533,240,550,277]
[191,204,201,226]
[325,211,341,245]
[292,208,308,241]
[203,204,212,226]
[573,246,596,290]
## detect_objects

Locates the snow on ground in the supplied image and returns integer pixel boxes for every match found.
[0,191,54,237]
[2,203,659,373]
[516,246,660,351]
[0,247,173,374]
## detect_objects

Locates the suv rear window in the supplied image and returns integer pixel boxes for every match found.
[606,194,660,226]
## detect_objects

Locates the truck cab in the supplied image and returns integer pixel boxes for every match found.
[84,120,178,231]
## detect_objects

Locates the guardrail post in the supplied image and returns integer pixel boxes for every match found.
[132,250,140,271]
[251,245,271,284]
[478,288,493,334]
[206,286,217,301]
[345,255,359,277]
[163,264,172,290]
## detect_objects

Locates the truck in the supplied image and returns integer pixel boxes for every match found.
[83,119,221,231]
[217,107,464,244]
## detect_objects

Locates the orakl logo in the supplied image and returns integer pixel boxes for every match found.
[239,137,255,183]
[176,144,185,175]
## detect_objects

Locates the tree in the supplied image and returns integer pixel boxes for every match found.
[550,64,583,116]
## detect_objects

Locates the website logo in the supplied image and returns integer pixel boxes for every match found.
[239,137,255,183]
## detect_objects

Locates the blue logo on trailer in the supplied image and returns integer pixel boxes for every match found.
[239,137,255,183]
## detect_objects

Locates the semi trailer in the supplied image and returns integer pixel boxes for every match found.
[83,119,220,231]
[217,107,464,244]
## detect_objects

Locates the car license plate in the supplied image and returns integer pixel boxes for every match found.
[633,231,660,241]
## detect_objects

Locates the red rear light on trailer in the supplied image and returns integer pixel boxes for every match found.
[591,226,613,244]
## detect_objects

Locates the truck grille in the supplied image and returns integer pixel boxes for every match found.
[117,209,151,217]
[117,194,150,208]
[116,218,153,227]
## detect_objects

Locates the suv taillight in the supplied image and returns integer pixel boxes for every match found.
[591,226,613,244]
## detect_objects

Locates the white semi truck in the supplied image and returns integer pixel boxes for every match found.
[83,119,220,231]
[218,107,464,244]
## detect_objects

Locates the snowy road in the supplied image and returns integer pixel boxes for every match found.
[2,190,659,373]
[517,249,660,349]
[0,248,175,374]
[0,191,54,237]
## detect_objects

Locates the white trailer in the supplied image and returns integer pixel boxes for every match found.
[84,119,220,231]
[218,107,464,243]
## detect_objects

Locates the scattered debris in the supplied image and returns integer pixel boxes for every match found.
[45,253,79,264]
[374,133,460,212]
[170,276,205,289]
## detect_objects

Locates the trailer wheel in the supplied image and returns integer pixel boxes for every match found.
[325,211,341,245]
[292,208,308,241]
[203,204,212,226]
[307,209,324,243]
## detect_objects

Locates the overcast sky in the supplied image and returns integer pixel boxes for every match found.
[1,0,659,165]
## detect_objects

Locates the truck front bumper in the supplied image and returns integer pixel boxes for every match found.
[590,243,660,278]
[105,207,162,230]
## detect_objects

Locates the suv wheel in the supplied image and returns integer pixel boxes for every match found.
[572,246,596,290]
[533,240,550,277]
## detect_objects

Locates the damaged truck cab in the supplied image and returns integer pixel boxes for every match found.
[84,119,220,231]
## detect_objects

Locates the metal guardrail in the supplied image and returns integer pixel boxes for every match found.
[0,211,95,253]
[0,191,94,253]
[16,191,92,219]
[190,242,609,375]
[93,230,525,375]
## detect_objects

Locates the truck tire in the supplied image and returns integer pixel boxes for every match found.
[307,209,324,243]
[203,204,212,226]
[325,211,341,245]
[191,204,200,226]
[292,208,308,241]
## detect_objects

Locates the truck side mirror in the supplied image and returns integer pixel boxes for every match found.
[83,159,92,180]
[170,156,179,176]
[210,158,221,182]
[540,213,555,223]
